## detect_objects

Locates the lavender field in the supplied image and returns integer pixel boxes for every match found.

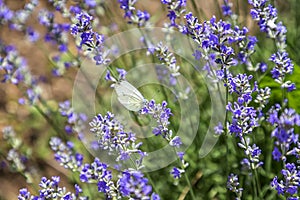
[0,0,300,199]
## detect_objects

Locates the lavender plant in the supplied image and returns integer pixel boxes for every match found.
[0,0,299,199]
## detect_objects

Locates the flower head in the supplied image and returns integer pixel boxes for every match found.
[271,163,300,196]
[118,170,155,199]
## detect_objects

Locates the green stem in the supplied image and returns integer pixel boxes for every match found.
[265,131,274,173]
[170,147,196,200]
[190,0,200,17]
[34,104,65,139]
[214,0,222,18]
[223,66,230,198]
[241,136,259,199]
[183,169,196,200]
[222,64,229,131]
[138,28,170,104]
[254,168,262,198]
[146,173,159,194]
[282,86,287,107]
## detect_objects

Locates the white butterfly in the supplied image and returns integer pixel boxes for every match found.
[114,80,146,112]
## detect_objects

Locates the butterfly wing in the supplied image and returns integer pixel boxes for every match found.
[117,94,144,111]
[114,81,145,111]
[115,81,144,99]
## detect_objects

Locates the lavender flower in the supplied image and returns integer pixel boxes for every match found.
[2,126,17,143]
[227,173,243,199]
[69,0,101,16]
[49,137,121,198]
[224,72,264,194]
[0,0,13,25]
[89,112,146,168]
[148,42,180,86]
[49,137,84,171]
[258,62,268,73]
[267,104,300,161]
[80,156,160,199]
[18,188,31,200]
[6,0,38,31]
[226,74,259,137]
[70,12,110,65]
[25,26,39,42]
[48,0,69,16]
[49,136,159,199]
[248,0,295,91]
[0,43,26,84]
[289,141,300,162]
[161,0,187,26]
[105,68,187,179]
[80,158,114,196]
[50,55,75,76]
[270,51,294,88]
[84,0,97,8]
[140,99,189,180]
[248,0,285,44]
[1,126,44,186]
[118,0,151,27]
[271,163,300,197]
[118,170,159,199]
[254,86,271,118]
[70,5,82,15]
[70,12,93,35]
[141,100,173,140]
[38,9,70,52]
[228,74,257,105]
[272,147,282,161]
[18,176,88,200]
[214,122,224,135]
[1,0,298,199]
[221,0,233,17]
[192,49,202,60]
[59,100,88,140]
[238,137,263,172]
[171,167,184,179]
[181,13,257,76]
[170,136,182,147]
[6,149,26,172]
